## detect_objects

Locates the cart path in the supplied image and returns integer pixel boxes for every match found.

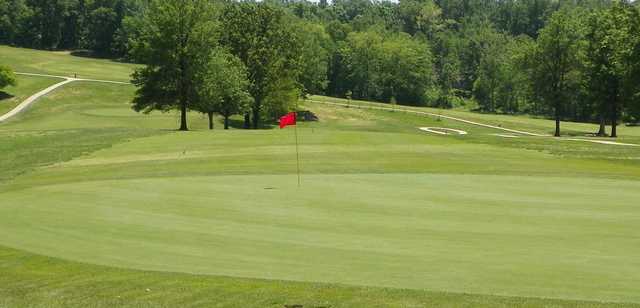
[0,78,74,122]
[307,99,640,147]
[0,73,131,123]
[16,72,131,85]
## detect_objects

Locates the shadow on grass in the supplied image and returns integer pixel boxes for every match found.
[69,50,133,64]
[0,92,14,101]
[226,118,277,130]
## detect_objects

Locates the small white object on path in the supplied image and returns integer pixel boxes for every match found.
[419,127,468,135]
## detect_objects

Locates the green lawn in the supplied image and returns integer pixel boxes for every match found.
[1,48,640,307]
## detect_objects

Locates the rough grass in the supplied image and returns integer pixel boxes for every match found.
[4,246,637,308]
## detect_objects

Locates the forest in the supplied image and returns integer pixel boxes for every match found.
[1,0,639,135]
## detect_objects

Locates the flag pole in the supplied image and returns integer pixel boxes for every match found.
[294,113,301,188]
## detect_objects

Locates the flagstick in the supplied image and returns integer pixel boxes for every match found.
[294,119,301,188]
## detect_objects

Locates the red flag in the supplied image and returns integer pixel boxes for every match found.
[279,112,296,129]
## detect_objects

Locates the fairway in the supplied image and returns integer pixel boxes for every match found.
[2,48,640,307]
[0,46,138,82]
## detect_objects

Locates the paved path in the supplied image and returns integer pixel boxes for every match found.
[0,78,74,123]
[0,72,131,123]
[16,72,131,85]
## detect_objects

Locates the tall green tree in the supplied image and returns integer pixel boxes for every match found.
[295,20,331,96]
[220,2,303,129]
[584,2,640,137]
[398,0,443,37]
[194,50,252,130]
[0,0,32,45]
[340,30,384,100]
[526,8,585,137]
[473,33,532,114]
[379,33,434,105]
[87,6,119,54]
[130,0,217,131]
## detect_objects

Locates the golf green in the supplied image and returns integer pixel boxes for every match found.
[1,173,639,302]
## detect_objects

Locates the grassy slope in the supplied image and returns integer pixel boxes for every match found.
[1,47,640,307]
[0,45,138,82]
[309,95,640,141]
[0,75,62,115]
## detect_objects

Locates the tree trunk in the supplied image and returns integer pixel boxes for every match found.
[243,113,250,129]
[178,48,188,131]
[224,115,230,129]
[611,87,618,138]
[252,105,260,129]
[611,111,617,138]
[179,100,188,131]
[554,103,561,137]
[596,117,606,136]
[207,112,214,130]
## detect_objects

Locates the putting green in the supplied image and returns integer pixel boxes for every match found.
[1,173,639,302]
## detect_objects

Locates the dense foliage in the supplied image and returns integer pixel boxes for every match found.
[2,0,640,134]
[0,65,16,89]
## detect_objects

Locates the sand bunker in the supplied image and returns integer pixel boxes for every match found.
[418,127,468,135]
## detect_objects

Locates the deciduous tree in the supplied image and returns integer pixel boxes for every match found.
[220,3,303,129]
[526,9,585,137]
[130,0,217,131]
[194,50,252,130]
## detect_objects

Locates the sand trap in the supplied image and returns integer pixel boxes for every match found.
[419,127,468,135]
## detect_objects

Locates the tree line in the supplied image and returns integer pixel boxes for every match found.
[1,0,639,135]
